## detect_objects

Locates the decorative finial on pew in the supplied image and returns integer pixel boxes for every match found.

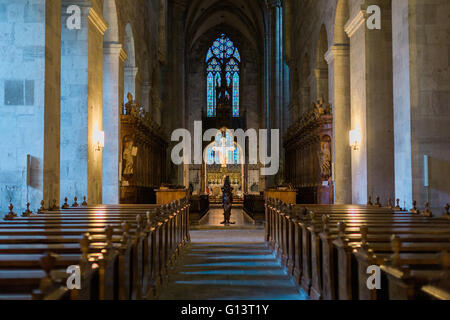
[62,197,69,209]
[337,222,347,240]
[322,215,329,232]
[367,196,373,206]
[80,233,91,260]
[391,235,402,266]
[422,203,433,217]
[146,211,153,226]
[38,252,58,294]
[387,198,393,209]
[104,226,113,249]
[410,201,420,214]
[360,225,369,249]
[395,199,402,211]
[22,202,33,217]
[309,210,315,222]
[136,215,143,236]
[38,200,45,214]
[4,203,17,220]
[82,196,88,206]
[50,199,59,211]
[121,222,130,245]
[444,204,449,216]
[375,197,382,207]
[300,207,307,218]
[72,197,79,208]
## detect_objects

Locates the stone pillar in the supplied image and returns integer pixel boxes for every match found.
[60,1,107,205]
[299,86,311,116]
[43,1,62,210]
[0,0,61,213]
[345,2,395,204]
[325,44,352,204]
[266,0,284,186]
[314,67,329,102]
[167,0,186,185]
[392,0,450,213]
[141,81,152,113]
[102,43,127,204]
[124,66,139,101]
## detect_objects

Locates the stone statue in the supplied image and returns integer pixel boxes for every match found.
[122,138,135,177]
[221,176,235,226]
[124,92,136,115]
[320,140,331,179]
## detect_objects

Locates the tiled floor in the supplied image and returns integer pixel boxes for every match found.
[198,207,253,227]
[159,215,308,300]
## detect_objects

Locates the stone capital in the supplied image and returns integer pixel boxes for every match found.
[267,0,282,9]
[324,44,350,65]
[104,42,122,56]
[141,82,152,92]
[125,67,139,77]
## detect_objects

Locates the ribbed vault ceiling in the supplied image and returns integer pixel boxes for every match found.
[184,0,267,51]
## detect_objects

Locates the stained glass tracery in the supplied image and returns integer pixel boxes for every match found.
[206,34,240,118]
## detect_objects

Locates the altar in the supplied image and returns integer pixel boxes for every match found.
[203,129,245,202]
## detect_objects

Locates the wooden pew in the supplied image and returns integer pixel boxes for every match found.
[0,198,190,300]
[265,198,450,301]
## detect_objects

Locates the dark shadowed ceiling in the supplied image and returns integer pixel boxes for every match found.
[184,0,267,51]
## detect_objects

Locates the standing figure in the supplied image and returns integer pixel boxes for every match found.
[221,176,235,225]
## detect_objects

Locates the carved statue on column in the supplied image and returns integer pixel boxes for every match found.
[124,92,138,115]
[122,137,135,179]
[320,138,332,179]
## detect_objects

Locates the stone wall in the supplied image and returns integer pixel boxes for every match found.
[287,0,449,209]
[0,0,61,213]
[0,0,165,213]
[393,0,450,214]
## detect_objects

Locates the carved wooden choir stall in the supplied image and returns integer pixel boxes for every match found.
[120,94,168,204]
[284,98,333,204]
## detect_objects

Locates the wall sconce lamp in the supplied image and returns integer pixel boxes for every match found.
[94,126,105,152]
[349,128,361,151]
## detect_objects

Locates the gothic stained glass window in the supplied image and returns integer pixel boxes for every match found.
[232,73,240,117]
[206,34,241,118]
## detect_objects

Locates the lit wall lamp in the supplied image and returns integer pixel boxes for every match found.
[349,127,361,151]
[94,126,105,152]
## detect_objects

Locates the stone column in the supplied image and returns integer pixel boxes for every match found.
[325,44,352,204]
[141,81,152,113]
[43,1,62,209]
[0,0,61,213]
[299,86,311,116]
[345,2,395,204]
[167,0,186,185]
[314,67,329,102]
[392,0,450,212]
[102,43,127,204]
[124,66,139,100]
[60,1,107,205]
[266,0,284,186]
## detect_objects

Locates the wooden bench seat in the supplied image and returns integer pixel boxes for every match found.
[0,198,190,300]
[265,199,450,301]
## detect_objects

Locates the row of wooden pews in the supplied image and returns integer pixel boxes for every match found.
[265,199,450,300]
[0,198,190,300]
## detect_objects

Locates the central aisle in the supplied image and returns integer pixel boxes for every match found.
[159,227,308,300]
